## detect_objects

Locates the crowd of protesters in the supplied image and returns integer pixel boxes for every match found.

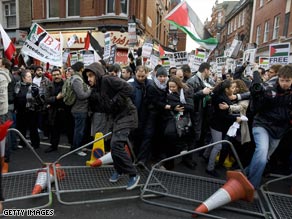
[1,55,292,193]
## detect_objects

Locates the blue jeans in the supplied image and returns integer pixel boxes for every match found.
[246,126,280,188]
[71,112,87,151]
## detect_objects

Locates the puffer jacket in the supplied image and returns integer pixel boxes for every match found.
[83,62,138,132]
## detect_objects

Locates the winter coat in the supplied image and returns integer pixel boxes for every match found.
[210,93,238,133]
[253,79,292,139]
[71,72,91,113]
[14,82,44,112]
[45,80,67,126]
[0,68,11,115]
[83,62,138,132]
[128,77,153,126]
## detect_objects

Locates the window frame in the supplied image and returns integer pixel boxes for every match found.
[66,0,80,18]
[119,0,129,16]
[256,25,261,45]
[106,0,115,15]
[263,20,269,42]
[46,0,60,18]
[272,15,280,39]
[3,1,16,28]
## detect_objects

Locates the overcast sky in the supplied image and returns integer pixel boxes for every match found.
[185,0,216,51]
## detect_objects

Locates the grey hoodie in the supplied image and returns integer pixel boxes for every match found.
[0,68,11,115]
[71,71,91,113]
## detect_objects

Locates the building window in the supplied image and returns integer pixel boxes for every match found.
[156,10,161,39]
[234,17,237,30]
[256,25,261,45]
[107,0,115,14]
[263,21,269,42]
[259,0,264,7]
[120,0,128,15]
[241,10,245,26]
[47,0,59,18]
[228,22,231,34]
[272,15,280,39]
[238,13,241,27]
[67,0,80,17]
[3,1,16,28]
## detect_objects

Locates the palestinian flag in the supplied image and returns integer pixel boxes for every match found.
[270,43,290,57]
[84,31,103,61]
[195,49,206,59]
[0,24,16,60]
[259,57,269,65]
[165,1,218,51]
[159,45,165,56]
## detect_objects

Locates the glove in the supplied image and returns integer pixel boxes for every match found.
[31,85,39,97]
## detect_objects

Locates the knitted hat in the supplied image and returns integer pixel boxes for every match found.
[156,67,168,77]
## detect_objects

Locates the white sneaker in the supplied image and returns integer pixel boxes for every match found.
[17,145,23,149]
[76,151,87,156]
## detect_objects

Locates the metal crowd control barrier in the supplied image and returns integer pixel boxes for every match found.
[260,173,292,219]
[141,140,268,219]
[2,129,52,210]
[52,132,151,205]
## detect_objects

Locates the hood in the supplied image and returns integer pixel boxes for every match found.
[82,62,106,86]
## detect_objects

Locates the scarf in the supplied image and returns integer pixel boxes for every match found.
[153,76,168,90]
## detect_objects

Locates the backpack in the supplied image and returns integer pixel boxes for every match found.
[62,75,81,106]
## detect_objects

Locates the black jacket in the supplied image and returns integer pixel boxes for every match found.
[83,63,138,132]
[210,93,238,133]
[253,79,292,138]
[45,80,67,126]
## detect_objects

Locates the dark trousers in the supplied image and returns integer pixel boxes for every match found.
[136,111,157,163]
[16,110,40,148]
[111,128,136,175]
[50,109,73,149]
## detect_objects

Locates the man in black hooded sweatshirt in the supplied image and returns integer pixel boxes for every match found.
[83,62,140,190]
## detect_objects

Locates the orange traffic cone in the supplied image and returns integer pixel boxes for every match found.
[1,159,8,173]
[90,151,113,167]
[193,171,254,217]
[90,145,131,167]
[32,163,65,194]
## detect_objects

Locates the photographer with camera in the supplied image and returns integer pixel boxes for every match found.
[245,65,292,189]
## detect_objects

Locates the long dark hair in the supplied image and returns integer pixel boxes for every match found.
[212,79,233,95]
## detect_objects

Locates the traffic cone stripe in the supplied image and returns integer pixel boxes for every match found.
[194,171,255,215]
[203,188,231,211]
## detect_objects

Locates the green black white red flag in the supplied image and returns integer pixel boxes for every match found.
[165,1,218,51]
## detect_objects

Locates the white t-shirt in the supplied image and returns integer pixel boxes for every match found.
[33,77,42,87]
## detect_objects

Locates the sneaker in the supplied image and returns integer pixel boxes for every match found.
[76,151,87,157]
[109,172,122,183]
[17,145,23,149]
[126,175,140,190]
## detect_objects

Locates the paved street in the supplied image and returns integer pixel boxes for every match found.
[2,137,275,219]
